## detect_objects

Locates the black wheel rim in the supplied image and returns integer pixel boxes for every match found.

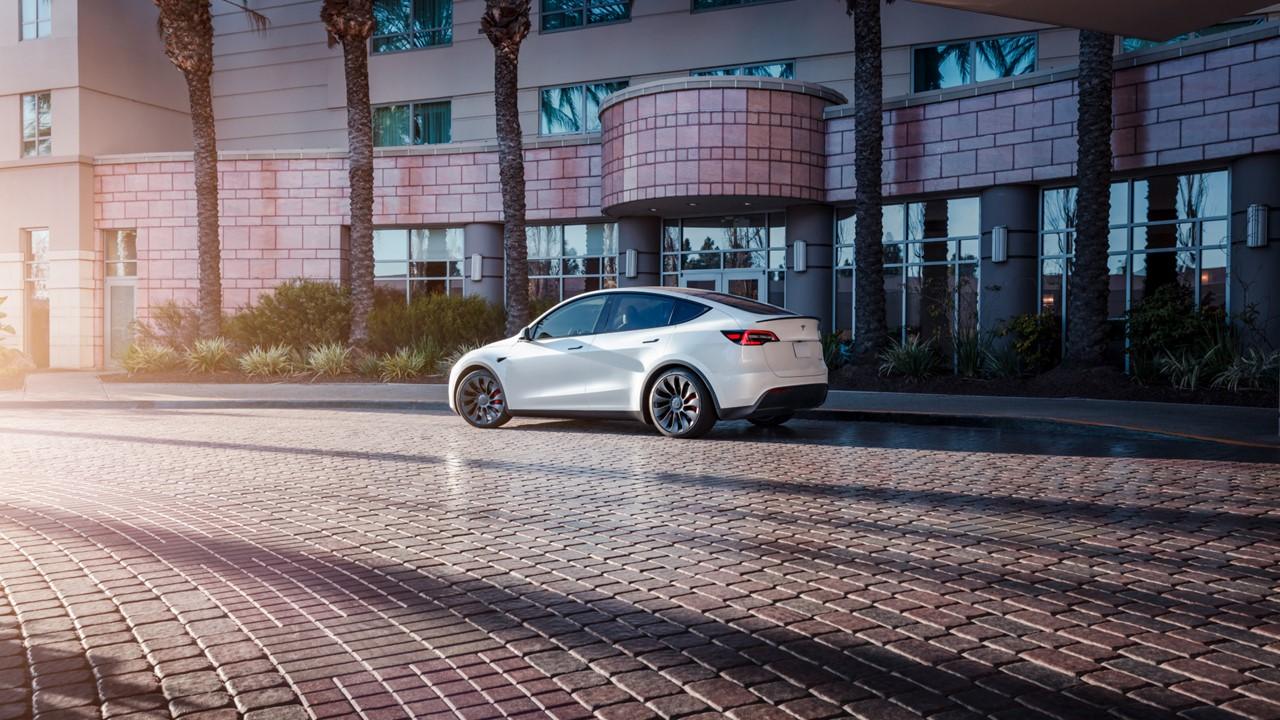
[460,373,505,425]
[652,374,700,435]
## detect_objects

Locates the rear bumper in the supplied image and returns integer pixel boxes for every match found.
[719,383,828,420]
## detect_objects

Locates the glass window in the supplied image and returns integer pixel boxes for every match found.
[21,0,51,40]
[105,229,137,278]
[533,296,608,339]
[25,229,49,301]
[22,92,51,157]
[599,293,675,333]
[671,299,710,325]
[374,100,450,146]
[1038,170,1231,348]
[692,61,795,79]
[835,197,981,356]
[540,81,628,135]
[913,33,1036,93]
[541,0,630,31]
[689,291,792,316]
[692,0,775,10]
[373,227,464,300]
[527,223,618,302]
[1121,18,1265,53]
[372,0,452,53]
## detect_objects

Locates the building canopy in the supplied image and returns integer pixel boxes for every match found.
[906,0,1278,40]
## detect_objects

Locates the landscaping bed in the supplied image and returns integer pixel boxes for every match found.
[831,365,1276,408]
[101,371,445,385]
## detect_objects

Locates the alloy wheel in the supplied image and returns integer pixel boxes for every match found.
[651,372,702,435]
[459,372,506,427]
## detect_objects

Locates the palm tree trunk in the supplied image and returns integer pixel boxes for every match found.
[341,39,374,349]
[187,68,222,339]
[849,0,887,362]
[494,49,529,336]
[1065,30,1115,366]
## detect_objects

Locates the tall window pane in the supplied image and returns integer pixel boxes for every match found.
[22,92,52,158]
[22,0,51,40]
[527,223,617,301]
[105,229,138,278]
[913,43,970,92]
[373,227,464,299]
[374,101,450,147]
[372,0,452,53]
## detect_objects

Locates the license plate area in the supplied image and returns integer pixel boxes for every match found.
[793,342,814,359]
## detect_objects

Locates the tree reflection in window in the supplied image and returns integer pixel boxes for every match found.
[913,33,1036,92]
[372,0,453,53]
[540,81,628,135]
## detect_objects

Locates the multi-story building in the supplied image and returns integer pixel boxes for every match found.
[5,0,1280,367]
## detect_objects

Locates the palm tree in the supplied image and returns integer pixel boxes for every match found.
[481,0,532,335]
[845,0,890,362]
[153,0,266,339]
[1064,30,1115,366]
[321,0,376,349]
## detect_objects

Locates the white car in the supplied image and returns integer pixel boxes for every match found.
[447,287,828,438]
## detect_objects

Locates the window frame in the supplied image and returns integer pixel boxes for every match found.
[370,0,453,54]
[24,227,49,301]
[539,0,632,33]
[21,91,51,158]
[538,80,629,136]
[530,294,610,339]
[909,31,1038,94]
[690,0,792,13]
[20,0,51,40]
[373,226,466,301]
[690,59,795,79]
[525,223,620,302]
[104,229,138,278]
[371,99,452,147]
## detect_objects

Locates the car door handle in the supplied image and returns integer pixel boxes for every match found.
[641,338,660,344]
[567,345,583,350]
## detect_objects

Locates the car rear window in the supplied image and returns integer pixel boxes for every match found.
[699,292,794,316]
[671,299,710,325]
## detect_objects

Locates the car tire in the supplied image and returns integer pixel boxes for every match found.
[747,413,794,427]
[455,369,511,429]
[648,368,717,439]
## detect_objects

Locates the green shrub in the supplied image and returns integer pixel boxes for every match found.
[981,342,1022,378]
[378,346,435,382]
[1156,346,1226,391]
[1212,348,1280,392]
[225,280,350,352]
[1127,284,1234,384]
[878,335,940,380]
[367,291,505,355]
[238,345,294,377]
[821,333,851,371]
[354,352,382,378]
[999,313,1061,375]
[953,329,992,378]
[122,343,181,374]
[306,343,352,378]
[0,295,14,342]
[184,337,234,373]
[134,301,202,350]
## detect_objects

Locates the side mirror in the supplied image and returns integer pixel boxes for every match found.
[520,325,534,341]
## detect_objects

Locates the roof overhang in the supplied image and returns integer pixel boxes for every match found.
[906,0,1278,40]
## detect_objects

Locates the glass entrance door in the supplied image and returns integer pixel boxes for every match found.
[679,270,767,302]
[105,280,136,365]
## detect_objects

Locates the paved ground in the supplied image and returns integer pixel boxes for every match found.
[0,407,1277,720]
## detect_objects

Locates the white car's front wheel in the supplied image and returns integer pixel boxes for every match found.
[456,369,511,429]
[648,369,717,439]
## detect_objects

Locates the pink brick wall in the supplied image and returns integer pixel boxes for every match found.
[600,87,832,210]
[94,144,601,313]
[825,34,1280,200]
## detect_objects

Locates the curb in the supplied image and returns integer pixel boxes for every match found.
[4,398,1275,450]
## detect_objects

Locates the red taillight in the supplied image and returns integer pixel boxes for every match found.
[722,329,779,346]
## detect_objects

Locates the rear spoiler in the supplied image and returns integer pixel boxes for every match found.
[757,315,820,323]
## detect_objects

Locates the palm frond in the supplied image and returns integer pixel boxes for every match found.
[219,0,270,31]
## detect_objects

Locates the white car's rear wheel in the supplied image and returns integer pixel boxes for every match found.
[649,369,717,439]
[456,369,511,428]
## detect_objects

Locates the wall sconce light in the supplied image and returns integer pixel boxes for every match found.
[624,248,638,279]
[991,225,1008,263]
[470,253,482,282]
[792,241,807,273]
[1247,204,1269,248]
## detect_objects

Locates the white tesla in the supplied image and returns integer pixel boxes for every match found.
[447,287,828,438]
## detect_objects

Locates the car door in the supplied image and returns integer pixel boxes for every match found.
[501,295,608,411]
[578,293,682,412]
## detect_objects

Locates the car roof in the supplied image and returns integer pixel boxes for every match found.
[565,287,794,316]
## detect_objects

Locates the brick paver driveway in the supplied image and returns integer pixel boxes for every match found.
[0,407,1277,720]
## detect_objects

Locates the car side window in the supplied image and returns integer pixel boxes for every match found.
[598,294,675,334]
[532,296,608,339]
[670,299,710,325]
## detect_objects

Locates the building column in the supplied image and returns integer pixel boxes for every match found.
[616,216,661,287]
[784,204,834,331]
[462,222,505,307]
[1229,152,1280,349]
[979,185,1040,334]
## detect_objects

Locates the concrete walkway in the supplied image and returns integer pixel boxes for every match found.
[3,371,1277,447]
